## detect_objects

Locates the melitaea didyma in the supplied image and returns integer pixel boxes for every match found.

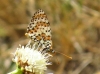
[25,9,72,59]
[25,9,54,53]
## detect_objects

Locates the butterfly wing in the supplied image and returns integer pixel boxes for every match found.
[26,9,52,51]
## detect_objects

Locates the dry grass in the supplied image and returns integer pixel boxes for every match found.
[0,0,100,74]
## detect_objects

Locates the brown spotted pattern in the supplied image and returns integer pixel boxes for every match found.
[26,9,53,52]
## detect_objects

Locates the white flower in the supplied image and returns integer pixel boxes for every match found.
[13,43,52,74]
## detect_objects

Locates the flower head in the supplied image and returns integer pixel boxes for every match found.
[12,43,52,74]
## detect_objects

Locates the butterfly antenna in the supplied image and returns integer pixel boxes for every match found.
[56,51,72,59]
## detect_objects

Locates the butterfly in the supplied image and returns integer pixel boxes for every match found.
[25,9,54,53]
[25,9,72,59]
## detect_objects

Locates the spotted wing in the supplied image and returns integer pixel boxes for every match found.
[26,9,52,50]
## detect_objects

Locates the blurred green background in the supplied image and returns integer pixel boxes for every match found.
[1,0,100,74]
